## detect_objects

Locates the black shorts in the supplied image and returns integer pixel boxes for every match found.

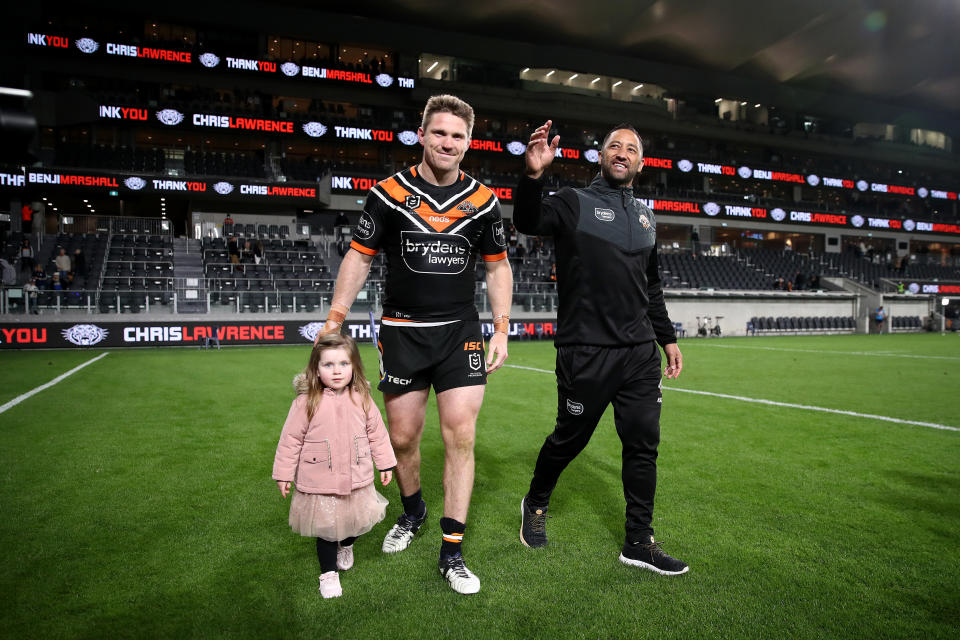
[376,320,487,395]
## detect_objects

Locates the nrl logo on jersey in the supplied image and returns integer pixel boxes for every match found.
[405,195,421,210]
[456,201,477,214]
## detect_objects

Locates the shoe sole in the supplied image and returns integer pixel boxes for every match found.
[618,553,689,575]
[519,498,546,549]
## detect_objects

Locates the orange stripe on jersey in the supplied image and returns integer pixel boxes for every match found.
[379,176,413,203]
[410,165,417,178]
[482,251,507,262]
[464,183,496,209]
[350,240,377,256]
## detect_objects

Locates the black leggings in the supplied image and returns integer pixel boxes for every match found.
[316,536,357,573]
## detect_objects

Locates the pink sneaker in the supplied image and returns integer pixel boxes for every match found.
[337,544,354,571]
[318,571,342,598]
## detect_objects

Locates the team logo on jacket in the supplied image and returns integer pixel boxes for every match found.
[566,398,584,415]
[401,231,470,274]
[639,214,651,229]
[405,195,421,210]
[457,201,477,214]
[62,324,108,346]
[595,208,615,222]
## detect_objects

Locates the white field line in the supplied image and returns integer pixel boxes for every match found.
[503,363,959,433]
[691,343,960,361]
[0,353,110,415]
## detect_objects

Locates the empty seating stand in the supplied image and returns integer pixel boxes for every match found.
[748,316,855,335]
[890,316,923,332]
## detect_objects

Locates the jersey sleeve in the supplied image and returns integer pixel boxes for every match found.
[348,190,386,256]
[477,198,508,262]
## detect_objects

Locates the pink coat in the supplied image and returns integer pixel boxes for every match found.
[272,387,397,496]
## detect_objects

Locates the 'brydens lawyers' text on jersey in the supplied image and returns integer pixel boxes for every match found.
[350,166,507,322]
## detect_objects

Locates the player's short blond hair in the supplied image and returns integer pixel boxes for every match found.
[421,95,475,139]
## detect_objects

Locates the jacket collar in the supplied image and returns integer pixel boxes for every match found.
[589,173,635,196]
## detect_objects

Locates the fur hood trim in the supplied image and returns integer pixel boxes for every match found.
[292,372,309,395]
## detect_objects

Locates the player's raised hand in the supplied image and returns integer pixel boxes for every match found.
[525,119,560,179]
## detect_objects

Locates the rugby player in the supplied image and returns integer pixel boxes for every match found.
[319,95,512,594]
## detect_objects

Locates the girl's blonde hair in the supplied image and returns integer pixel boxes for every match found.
[304,333,371,420]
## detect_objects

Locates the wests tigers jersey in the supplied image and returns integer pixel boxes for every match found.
[349,166,507,322]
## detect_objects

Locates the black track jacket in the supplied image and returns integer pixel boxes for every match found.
[514,174,677,347]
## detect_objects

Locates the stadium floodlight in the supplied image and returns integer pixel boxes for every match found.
[612,80,622,88]
[426,61,438,72]
[521,68,529,73]
[591,77,600,84]
[546,70,555,77]
[754,103,760,108]
[740,101,747,106]
[715,98,722,103]
[569,74,578,80]
[633,84,643,91]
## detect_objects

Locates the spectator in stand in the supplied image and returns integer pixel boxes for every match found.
[773,277,784,290]
[51,272,63,291]
[32,263,47,289]
[72,248,86,276]
[19,238,34,276]
[794,271,806,291]
[254,240,265,265]
[809,274,821,290]
[23,278,39,313]
[21,204,34,234]
[55,248,71,279]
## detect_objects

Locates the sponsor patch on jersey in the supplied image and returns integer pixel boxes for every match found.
[595,208,615,222]
[639,213,651,229]
[405,195,421,210]
[492,220,506,246]
[457,200,478,214]
[566,398,584,415]
[400,230,471,275]
[355,211,376,240]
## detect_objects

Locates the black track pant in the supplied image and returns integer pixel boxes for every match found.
[527,341,662,541]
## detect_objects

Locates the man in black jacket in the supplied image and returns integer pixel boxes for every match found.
[516,120,688,575]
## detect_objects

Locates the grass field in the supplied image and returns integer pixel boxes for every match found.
[1,334,958,639]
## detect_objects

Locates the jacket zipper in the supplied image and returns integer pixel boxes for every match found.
[622,190,633,250]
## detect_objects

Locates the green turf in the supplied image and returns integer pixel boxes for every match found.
[1,335,958,639]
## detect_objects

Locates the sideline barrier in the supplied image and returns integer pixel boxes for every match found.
[0,319,558,349]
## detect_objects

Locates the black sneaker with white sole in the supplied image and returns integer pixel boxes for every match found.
[619,536,689,575]
[519,497,549,548]
[381,507,427,553]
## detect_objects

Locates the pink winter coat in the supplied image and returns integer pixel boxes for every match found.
[272,384,397,496]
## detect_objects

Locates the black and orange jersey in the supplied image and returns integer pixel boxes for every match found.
[349,166,507,322]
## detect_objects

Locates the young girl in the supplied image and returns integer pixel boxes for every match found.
[273,333,396,598]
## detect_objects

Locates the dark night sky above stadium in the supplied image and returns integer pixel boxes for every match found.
[317,0,960,118]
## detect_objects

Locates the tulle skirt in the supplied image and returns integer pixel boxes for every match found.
[288,484,388,541]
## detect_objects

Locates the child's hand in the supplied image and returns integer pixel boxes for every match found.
[277,480,291,498]
[380,470,392,486]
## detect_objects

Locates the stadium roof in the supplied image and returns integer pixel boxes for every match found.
[316,0,960,127]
